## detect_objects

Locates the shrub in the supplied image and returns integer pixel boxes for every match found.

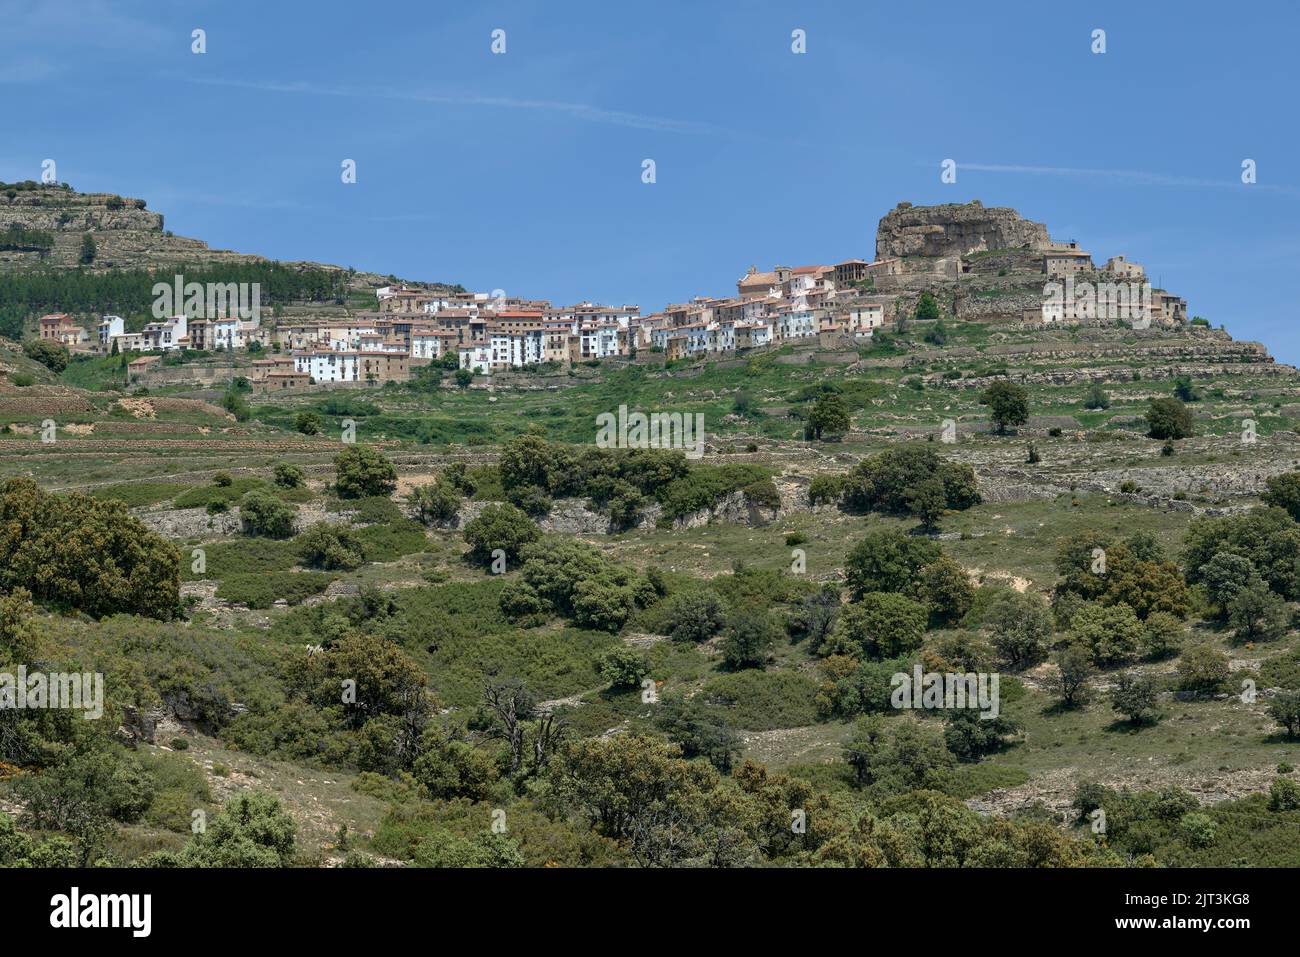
[240,490,298,539]
[1176,644,1230,694]
[984,590,1053,669]
[843,529,941,599]
[720,608,780,669]
[980,380,1030,433]
[1269,777,1300,811]
[335,445,397,499]
[1146,397,1194,440]
[841,446,979,518]
[22,338,68,372]
[506,483,553,517]
[1083,384,1110,410]
[597,647,649,689]
[299,522,365,570]
[808,474,845,506]
[273,462,306,488]
[1268,690,1300,739]
[663,590,728,643]
[409,481,461,525]
[462,503,540,565]
[216,571,334,608]
[295,411,322,435]
[1111,672,1158,724]
[0,477,179,619]
[825,592,927,660]
[741,479,780,510]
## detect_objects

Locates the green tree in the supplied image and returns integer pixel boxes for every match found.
[1172,375,1200,402]
[22,338,69,372]
[843,529,941,599]
[1111,672,1158,724]
[1146,397,1194,440]
[1268,690,1300,739]
[1048,644,1093,708]
[298,522,365,570]
[916,555,975,625]
[0,478,180,619]
[805,393,851,441]
[272,462,306,488]
[597,647,649,689]
[653,694,742,773]
[1068,601,1145,667]
[1083,383,1110,410]
[721,608,780,669]
[980,380,1029,434]
[841,445,979,516]
[0,587,41,661]
[294,411,321,435]
[334,445,397,499]
[663,590,728,643]
[462,503,540,565]
[1142,611,1185,659]
[78,232,96,265]
[239,490,297,538]
[1261,472,1300,522]
[905,476,948,530]
[842,715,954,791]
[913,291,941,323]
[826,591,928,660]
[1176,644,1230,693]
[983,590,1053,668]
[411,732,498,801]
[408,481,462,525]
[1184,507,1300,601]
[1226,579,1290,643]
[943,710,1019,762]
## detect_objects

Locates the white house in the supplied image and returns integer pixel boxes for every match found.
[294,350,360,383]
[98,315,125,352]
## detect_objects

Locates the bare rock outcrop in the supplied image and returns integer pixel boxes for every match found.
[876,200,1050,259]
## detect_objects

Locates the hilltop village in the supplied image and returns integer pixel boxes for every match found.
[29,201,1191,392]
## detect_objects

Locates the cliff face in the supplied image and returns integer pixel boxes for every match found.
[0,185,265,271]
[875,200,1050,259]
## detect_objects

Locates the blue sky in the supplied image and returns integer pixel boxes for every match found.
[5,0,1300,361]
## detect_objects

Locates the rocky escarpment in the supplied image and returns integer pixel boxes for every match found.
[0,184,267,271]
[876,200,1050,260]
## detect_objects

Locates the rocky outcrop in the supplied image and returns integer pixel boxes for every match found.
[0,184,338,272]
[876,200,1050,259]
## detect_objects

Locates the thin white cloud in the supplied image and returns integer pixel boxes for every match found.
[181,76,744,137]
[957,161,1300,198]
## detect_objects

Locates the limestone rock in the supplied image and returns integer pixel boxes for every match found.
[876,200,1050,259]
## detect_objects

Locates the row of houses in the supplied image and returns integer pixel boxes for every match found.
[39,313,267,354]
[39,246,1188,390]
